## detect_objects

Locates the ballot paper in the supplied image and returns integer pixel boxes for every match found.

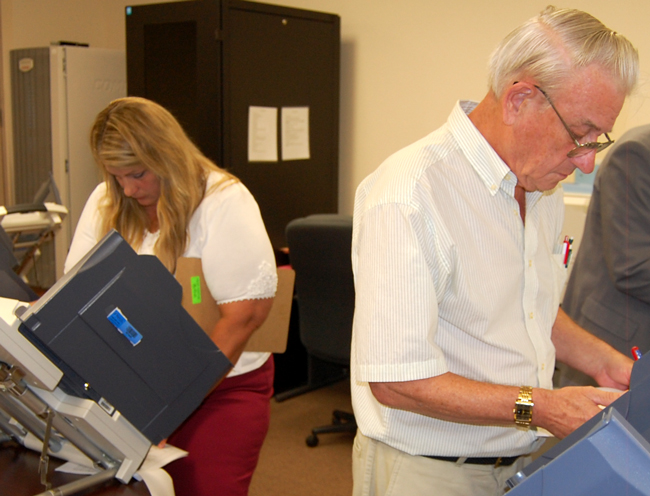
[56,444,188,496]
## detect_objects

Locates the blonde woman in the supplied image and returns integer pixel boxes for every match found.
[65,97,277,496]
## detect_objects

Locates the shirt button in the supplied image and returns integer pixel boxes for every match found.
[541,363,546,370]
[491,184,497,191]
[529,260,532,267]
[529,312,534,319]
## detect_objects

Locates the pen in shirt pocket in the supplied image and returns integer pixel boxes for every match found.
[561,236,573,268]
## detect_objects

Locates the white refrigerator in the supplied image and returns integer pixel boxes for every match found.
[11,45,126,284]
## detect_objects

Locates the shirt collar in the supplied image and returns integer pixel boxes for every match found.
[448,100,518,198]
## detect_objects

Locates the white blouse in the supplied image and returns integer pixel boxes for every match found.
[65,171,278,377]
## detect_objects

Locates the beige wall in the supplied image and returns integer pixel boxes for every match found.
[2,0,649,213]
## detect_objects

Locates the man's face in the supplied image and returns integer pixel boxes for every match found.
[512,65,626,192]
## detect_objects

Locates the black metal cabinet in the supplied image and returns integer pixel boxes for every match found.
[126,0,340,252]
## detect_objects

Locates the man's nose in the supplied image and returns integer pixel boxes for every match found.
[571,150,597,175]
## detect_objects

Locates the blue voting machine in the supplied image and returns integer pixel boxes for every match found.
[507,352,650,495]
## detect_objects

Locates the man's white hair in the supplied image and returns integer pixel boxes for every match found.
[487,5,638,98]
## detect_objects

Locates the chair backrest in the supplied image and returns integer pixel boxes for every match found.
[286,214,354,365]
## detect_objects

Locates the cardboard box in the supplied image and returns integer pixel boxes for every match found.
[176,258,294,353]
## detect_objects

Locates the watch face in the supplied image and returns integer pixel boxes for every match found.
[516,405,532,413]
[515,404,533,425]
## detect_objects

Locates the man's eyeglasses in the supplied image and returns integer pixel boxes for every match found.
[535,85,614,158]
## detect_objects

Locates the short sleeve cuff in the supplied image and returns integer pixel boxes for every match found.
[356,357,448,383]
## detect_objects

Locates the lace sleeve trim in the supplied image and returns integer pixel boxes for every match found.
[219,261,277,304]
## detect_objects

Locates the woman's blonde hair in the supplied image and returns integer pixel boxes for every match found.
[488,6,639,98]
[90,96,237,272]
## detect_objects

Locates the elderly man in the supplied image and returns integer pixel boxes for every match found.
[351,6,639,496]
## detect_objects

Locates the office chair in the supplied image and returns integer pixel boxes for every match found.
[278,213,357,447]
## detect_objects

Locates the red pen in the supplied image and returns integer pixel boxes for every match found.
[562,236,572,267]
[632,346,643,361]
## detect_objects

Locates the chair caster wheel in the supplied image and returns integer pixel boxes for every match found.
[306,434,319,447]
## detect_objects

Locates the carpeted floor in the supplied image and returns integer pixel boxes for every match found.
[248,379,561,496]
[249,380,354,496]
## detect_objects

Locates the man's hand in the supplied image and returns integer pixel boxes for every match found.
[592,351,633,390]
[533,386,624,439]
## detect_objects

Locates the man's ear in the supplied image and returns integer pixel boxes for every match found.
[503,81,535,125]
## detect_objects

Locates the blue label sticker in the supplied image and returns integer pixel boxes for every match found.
[107,307,143,346]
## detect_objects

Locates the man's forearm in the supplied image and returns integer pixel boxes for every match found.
[552,307,617,376]
[369,370,622,439]
[370,372,519,426]
[552,307,632,389]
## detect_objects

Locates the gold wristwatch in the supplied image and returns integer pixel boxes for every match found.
[513,386,534,428]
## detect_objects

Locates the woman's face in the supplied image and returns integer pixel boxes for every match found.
[106,165,161,208]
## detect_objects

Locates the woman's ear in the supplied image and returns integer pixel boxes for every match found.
[503,81,535,125]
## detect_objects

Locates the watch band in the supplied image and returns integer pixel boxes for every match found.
[513,386,534,428]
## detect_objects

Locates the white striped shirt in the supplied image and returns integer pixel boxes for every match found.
[351,101,566,457]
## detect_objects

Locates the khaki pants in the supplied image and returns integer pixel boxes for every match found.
[352,431,529,496]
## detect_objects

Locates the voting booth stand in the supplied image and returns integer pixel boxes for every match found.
[1,175,69,288]
[0,231,232,495]
[507,353,650,495]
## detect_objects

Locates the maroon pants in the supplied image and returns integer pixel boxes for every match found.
[166,356,274,496]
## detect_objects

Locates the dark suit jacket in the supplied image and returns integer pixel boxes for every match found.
[562,124,650,366]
